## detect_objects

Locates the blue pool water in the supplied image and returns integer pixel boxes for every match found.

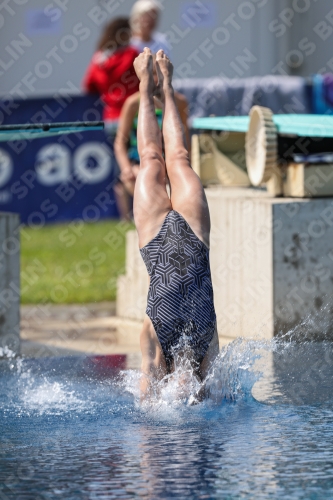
[1,339,333,499]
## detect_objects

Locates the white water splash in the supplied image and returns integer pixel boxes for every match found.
[6,360,92,416]
[19,377,89,415]
[204,338,271,403]
[122,337,275,410]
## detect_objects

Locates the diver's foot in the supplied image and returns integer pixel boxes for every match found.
[134,47,155,93]
[155,50,174,101]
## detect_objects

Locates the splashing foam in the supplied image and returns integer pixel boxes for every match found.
[204,338,270,404]
[122,337,275,410]
[19,378,88,415]
[11,363,90,416]
[0,347,16,359]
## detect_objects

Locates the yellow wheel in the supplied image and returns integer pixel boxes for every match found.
[245,106,278,186]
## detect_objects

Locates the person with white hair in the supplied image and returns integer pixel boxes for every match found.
[130,0,172,58]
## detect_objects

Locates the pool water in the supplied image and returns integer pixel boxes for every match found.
[1,339,333,499]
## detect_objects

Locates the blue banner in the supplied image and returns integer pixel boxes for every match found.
[0,94,119,224]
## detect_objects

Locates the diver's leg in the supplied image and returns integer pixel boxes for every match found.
[156,50,211,248]
[133,48,172,249]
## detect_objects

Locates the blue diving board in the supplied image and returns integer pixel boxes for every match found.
[0,121,104,142]
[192,116,249,133]
[192,114,333,138]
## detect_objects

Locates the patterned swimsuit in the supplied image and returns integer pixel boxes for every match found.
[140,210,216,368]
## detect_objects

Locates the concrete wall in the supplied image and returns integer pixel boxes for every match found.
[273,199,333,340]
[0,213,20,355]
[207,188,274,340]
[117,187,333,342]
[1,0,333,97]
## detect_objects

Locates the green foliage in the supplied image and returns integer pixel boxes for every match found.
[20,219,134,304]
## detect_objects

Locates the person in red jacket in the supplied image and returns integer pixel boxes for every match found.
[83,18,140,219]
[83,17,140,126]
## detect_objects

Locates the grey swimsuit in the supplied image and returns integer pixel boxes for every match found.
[140,210,216,369]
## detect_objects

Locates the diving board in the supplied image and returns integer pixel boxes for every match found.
[192,107,333,197]
[193,116,249,133]
[193,114,333,138]
[0,121,104,142]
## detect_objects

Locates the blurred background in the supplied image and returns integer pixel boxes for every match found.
[1,0,333,91]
